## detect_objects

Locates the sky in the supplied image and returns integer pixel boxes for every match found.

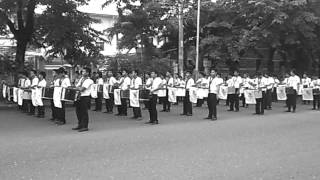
[78,0,118,15]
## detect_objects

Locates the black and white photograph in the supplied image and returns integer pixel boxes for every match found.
[1,0,320,179]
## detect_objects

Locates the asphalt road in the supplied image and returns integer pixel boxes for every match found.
[0,100,320,180]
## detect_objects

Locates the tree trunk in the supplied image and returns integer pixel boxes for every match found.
[267,48,276,74]
[14,40,28,84]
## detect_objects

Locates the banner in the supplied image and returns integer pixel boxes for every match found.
[176,87,186,97]
[129,90,140,107]
[53,87,62,108]
[302,88,313,101]
[157,88,166,97]
[197,88,208,99]
[103,84,110,99]
[90,84,98,98]
[244,90,256,104]
[189,87,198,104]
[2,84,6,98]
[17,89,23,106]
[114,89,121,105]
[254,90,263,99]
[35,88,44,106]
[31,89,38,106]
[276,86,287,101]
[227,86,235,94]
[218,86,228,100]
[168,87,177,103]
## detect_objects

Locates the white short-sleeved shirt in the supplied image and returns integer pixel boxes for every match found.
[201,78,209,88]
[130,77,142,89]
[208,77,224,94]
[231,76,242,88]
[302,77,311,86]
[242,77,252,88]
[151,77,162,95]
[120,77,131,90]
[61,78,71,88]
[38,79,47,87]
[266,77,275,89]
[31,77,39,87]
[254,77,267,90]
[24,79,31,88]
[96,78,104,85]
[288,75,301,90]
[81,78,94,96]
[185,78,195,90]
[54,79,60,86]
[167,77,174,87]
[107,77,117,86]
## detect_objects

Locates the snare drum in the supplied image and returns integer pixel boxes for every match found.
[139,89,151,101]
[120,89,130,99]
[61,88,79,102]
[42,87,54,99]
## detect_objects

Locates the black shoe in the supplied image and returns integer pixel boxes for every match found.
[312,108,316,110]
[227,109,233,111]
[151,121,159,125]
[144,121,152,124]
[136,117,143,121]
[56,121,66,125]
[160,110,166,112]
[72,127,81,130]
[180,113,186,116]
[166,109,170,112]
[186,114,192,116]
[78,128,89,132]
[130,116,137,119]
[92,109,98,111]
[204,117,211,120]
[253,113,260,115]
[211,117,217,121]
[235,110,239,112]
[259,113,264,115]
[285,110,291,112]
[49,118,55,121]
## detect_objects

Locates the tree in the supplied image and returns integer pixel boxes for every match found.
[0,0,102,82]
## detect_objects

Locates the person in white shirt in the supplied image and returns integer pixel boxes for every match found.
[21,71,31,113]
[17,72,26,110]
[301,73,312,105]
[93,72,104,111]
[310,76,320,110]
[50,69,60,121]
[29,70,39,115]
[73,67,94,132]
[130,70,143,120]
[181,71,195,116]
[37,71,47,118]
[264,73,274,110]
[104,71,117,113]
[286,69,300,113]
[146,71,162,125]
[228,70,242,112]
[272,75,280,102]
[117,70,131,116]
[252,72,267,115]
[205,69,224,121]
[143,73,153,109]
[56,68,71,125]
[195,72,207,107]
[162,71,173,112]
[240,73,251,108]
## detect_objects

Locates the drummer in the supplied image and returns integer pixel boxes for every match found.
[130,70,143,120]
[104,71,117,114]
[29,70,39,116]
[195,72,207,107]
[301,73,311,105]
[146,71,162,125]
[286,69,300,113]
[181,71,194,116]
[50,69,60,122]
[310,75,320,110]
[264,73,275,110]
[251,72,267,115]
[240,73,252,108]
[37,71,47,118]
[73,67,94,132]
[117,70,131,116]
[93,72,103,112]
[162,71,173,112]
[55,67,71,125]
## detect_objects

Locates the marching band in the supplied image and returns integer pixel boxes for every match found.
[2,68,320,132]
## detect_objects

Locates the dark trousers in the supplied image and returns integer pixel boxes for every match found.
[287,91,297,111]
[255,92,265,114]
[37,106,45,116]
[22,99,29,113]
[30,103,35,115]
[148,94,158,122]
[75,96,90,128]
[133,107,142,118]
[207,93,217,118]
[162,90,171,111]
[196,99,204,107]
[226,95,230,106]
[229,92,240,111]
[119,98,127,115]
[95,92,103,111]
[264,89,272,109]
[183,91,192,115]
[272,88,278,102]
[50,100,56,119]
[313,95,320,109]
[105,93,114,112]
[240,93,245,107]
[56,101,66,123]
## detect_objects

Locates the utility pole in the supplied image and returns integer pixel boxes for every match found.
[178,0,184,77]
[195,0,201,74]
